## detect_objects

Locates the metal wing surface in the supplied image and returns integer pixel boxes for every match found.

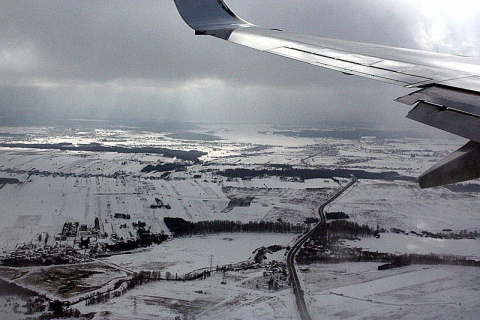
[174,0,480,188]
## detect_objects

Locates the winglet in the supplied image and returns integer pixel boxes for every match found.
[173,0,253,38]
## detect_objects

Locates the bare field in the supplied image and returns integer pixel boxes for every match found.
[14,263,129,300]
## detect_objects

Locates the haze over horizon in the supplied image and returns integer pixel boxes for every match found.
[1,0,479,129]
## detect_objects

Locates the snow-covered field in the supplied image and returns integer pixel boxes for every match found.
[77,271,298,320]
[74,233,300,319]
[328,179,480,232]
[0,170,332,253]
[103,233,298,276]
[302,263,480,320]
[0,124,479,319]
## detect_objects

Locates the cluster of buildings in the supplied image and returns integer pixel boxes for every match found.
[0,243,85,267]
[0,221,104,267]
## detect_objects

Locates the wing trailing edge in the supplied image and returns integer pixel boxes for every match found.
[174,0,480,188]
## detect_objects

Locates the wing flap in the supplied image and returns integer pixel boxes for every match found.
[397,86,480,116]
[407,101,480,142]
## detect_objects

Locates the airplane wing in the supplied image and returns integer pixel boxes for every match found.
[173,0,480,188]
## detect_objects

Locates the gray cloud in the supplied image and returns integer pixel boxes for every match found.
[1,0,479,128]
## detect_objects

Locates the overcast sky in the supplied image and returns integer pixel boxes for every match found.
[1,0,479,128]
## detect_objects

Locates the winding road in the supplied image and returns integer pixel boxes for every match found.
[287,176,357,320]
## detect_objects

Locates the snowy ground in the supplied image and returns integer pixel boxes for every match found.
[302,263,480,320]
[102,233,298,276]
[76,271,298,320]
[74,233,300,319]
[0,169,332,253]
[0,124,479,319]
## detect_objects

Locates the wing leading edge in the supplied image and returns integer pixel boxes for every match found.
[173,0,480,188]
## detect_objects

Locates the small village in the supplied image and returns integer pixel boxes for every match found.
[0,215,169,267]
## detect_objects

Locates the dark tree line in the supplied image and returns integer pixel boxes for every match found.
[310,220,376,240]
[0,177,20,184]
[164,217,306,237]
[141,163,187,173]
[416,229,478,240]
[326,211,350,220]
[105,230,168,252]
[218,168,416,182]
[0,143,206,162]
[299,243,480,268]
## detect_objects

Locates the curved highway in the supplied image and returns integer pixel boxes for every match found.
[287,176,357,320]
